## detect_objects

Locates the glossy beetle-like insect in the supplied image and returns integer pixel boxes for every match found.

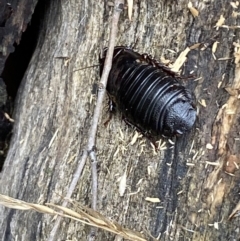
[100,46,196,137]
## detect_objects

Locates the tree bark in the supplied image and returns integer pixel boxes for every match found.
[1,0,240,240]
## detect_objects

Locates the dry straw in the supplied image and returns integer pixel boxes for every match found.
[0,194,147,241]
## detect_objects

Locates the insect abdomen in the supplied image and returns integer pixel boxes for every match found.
[101,47,196,137]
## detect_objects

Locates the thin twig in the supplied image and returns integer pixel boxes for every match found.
[88,151,98,241]
[48,1,124,240]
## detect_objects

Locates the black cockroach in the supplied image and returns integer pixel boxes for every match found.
[100,46,196,138]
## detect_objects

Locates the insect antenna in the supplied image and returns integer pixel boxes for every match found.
[73,64,100,72]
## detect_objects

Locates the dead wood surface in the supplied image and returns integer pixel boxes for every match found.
[0,0,240,241]
[0,0,38,74]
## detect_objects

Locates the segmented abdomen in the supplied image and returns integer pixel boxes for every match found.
[100,46,196,137]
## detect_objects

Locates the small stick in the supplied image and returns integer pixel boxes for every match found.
[48,1,124,240]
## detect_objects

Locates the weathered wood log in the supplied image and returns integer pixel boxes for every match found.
[0,0,39,169]
[0,0,38,74]
[0,0,240,240]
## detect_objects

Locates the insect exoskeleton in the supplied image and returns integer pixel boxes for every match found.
[100,46,196,137]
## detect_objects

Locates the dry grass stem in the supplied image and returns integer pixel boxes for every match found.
[0,194,147,241]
